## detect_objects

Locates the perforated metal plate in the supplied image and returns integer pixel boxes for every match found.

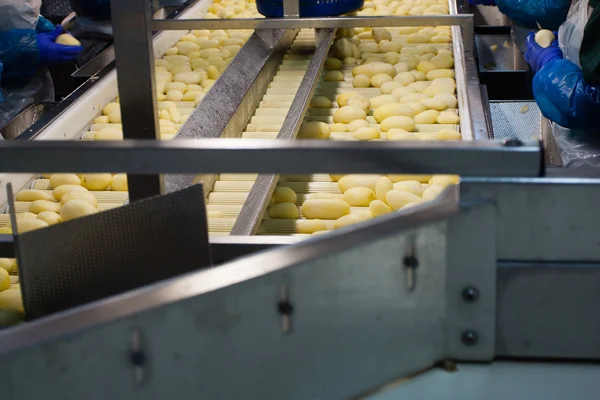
[490,101,541,141]
[14,184,211,319]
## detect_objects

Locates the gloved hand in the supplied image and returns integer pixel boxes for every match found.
[36,26,83,66]
[524,32,562,73]
[468,0,496,5]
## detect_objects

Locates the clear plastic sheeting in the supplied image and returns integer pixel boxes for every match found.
[552,124,600,168]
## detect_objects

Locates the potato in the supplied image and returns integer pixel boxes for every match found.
[407,33,430,43]
[324,71,345,81]
[165,82,187,93]
[49,174,81,189]
[434,93,458,108]
[271,187,297,204]
[414,110,440,124]
[391,87,416,100]
[343,56,358,65]
[406,101,427,114]
[389,174,432,183]
[94,116,109,124]
[298,121,331,139]
[337,92,360,107]
[338,174,381,192]
[422,184,445,201]
[310,192,343,199]
[15,189,54,202]
[269,202,299,219]
[59,192,98,208]
[420,98,447,111]
[408,81,431,92]
[347,119,370,132]
[297,220,327,234]
[430,54,454,69]
[0,259,16,273]
[354,127,380,140]
[170,64,193,75]
[374,103,415,123]
[385,52,400,65]
[437,112,460,124]
[60,199,98,221]
[343,187,375,206]
[52,184,88,201]
[372,28,391,43]
[17,218,49,233]
[0,289,23,312]
[430,175,459,187]
[37,211,62,226]
[330,123,348,132]
[399,93,429,104]
[380,81,403,95]
[535,29,556,48]
[353,74,371,88]
[431,35,452,43]
[380,116,416,132]
[393,180,425,196]
[427,69,455,80]
[56,33,81,46]
[333,213,372,229]
[394,62,410,73]
[380,41,402,53]
[311,96,332,108]
[385,129,419,140]
[370,94,397,109]
[398,54,419,69]
[81,173,112,191]
[302,199,350,220]
[174,72,202,85]
[333,106,366,124]
[438,129,461,140]
[16,212,37,220]
[333,38,354,59]
[371,73,393,88]
[410,71,427,81]
[386,190,423,210]
[375,176,394,201]
[358,43,379,54]
[352,62,396,78]
[394,71,417,86]
[325,58,342,70]
[0,227,12,234]
[111,174,128,191]
[107,109,121,123]
[29,200,60,214]
[347,96,370,113]
[183,91,202,101]
[168,106,181,123]
[369,200,392,217]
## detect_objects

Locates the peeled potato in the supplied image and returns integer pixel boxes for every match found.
[353,127,380,140]
[37,211,63,226]
[29,200,60,214]
[60,192,99,207]
[389,175,432,183]
[373,103,415,123]
[393,180,425,196]
[338,175,383,193]
[353,74,371,88]
[343,187,376,206]
[0,259,16,273]
[53,185,88,201]
[423,184,445,201]
[325,58,342,70]
[16,218,49,233]
[438,129,462,140]
[370,94,398,109]
[333,106,367,124]
[81,174,112,191]
[271,187,297,205]
[16,212,37,219]
[324,71,345,82]
[437,112,460,124]
[111,174,128,191]
[369,199,392,217]
[298,121,331,139]
[15,189,54,202]
[347,119,370,132]
[269,202,299,219]
[56,33,81,46]
[414,110,440,124]
[49,174,81,189]
[0,289,24,313]
[380,116,416,132]
[60,199,98,222]
[337,92,360,107]
[535,29,555,48]
[333,213,371,229]
[386,190,423,210]
[297,220,327,234]
[311,96,332,108]
[429,175,460,187]
[302,199,350,220]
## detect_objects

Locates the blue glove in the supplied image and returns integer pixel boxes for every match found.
[524,32,562,73]
[496,0,570,31]
[36,26,83,66]
[534,59,600,131]
[468,0,496,5]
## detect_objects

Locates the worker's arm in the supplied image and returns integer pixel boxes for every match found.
[495,0,571,30]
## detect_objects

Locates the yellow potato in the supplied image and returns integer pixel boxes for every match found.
[29,200,60,214]
[107,109,122,123]
[420,98,447,111]
[426,69,455,80]
[60,199,98,222]
[393,62,410,73]
[380,116,416,132]
[414,110,440,124]
[437,112,460,124]
[49,174,81,189]
[386,190,423,210]
[337,92,360,107]
[338,175,381,192]
[53,184,88,201]
[407,33,431,43]
[343,187,376,206]
[311,96,332,108]
[56,33,81,46]
[369,200,392,217]
[302,199,351,220]
[408,81,432,92]
[429,175,459,187]
[183,91,202,101]
[373,103,415,123]
[111,174,128,191]
[393,180,425,196]
[329,175,344,182]
[0,259,16,273]
[391,87,417,100]
[16,218,49,233]
[389,174,432,183]
[324,71,345,82]
[438,129,462,140]
[399,93,430,104]
[385,52,400,65]
[375,176,394,202]
[333,213,372,229]
[394,71,417,86]
[37,211,63,226]
[94,116,109,124]
[170,64,193,75]
[333,106,367,124]
[371,73,393,88]
[353,127,380,140]
[81,173,112,191]
[0,268,10,292]
[422,184,445,201]
[15,189,54,202]
[535,29,555,48]
[325,58,342,70]
[410,71,427,81]
[430,54,454,69]
[269,202,299,219]
[16,212,37,219]
[434,93,458,108]
[298,121,331,139]
[431,35,452,43]
[0,289,23,312]
[352,62,396,78]
[297,220,327,234]
[353,74,371,88]
[372,27,392,43]
[168,106,181,123]
[271,187,297,204]
[174,72,203,85]
[347,119,370,132]
[330,123,348,132]
[380,81,404,95]
[370,94,398,109]
[60,192,99,207]
[347,96,371,113]
[386,130,420,141]
[406,101,428,114]
[398,54,419,68]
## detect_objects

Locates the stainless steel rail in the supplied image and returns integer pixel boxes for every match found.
[231,28,336,235]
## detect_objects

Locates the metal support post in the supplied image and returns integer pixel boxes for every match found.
[110,0,163,201]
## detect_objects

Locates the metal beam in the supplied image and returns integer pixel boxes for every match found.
[0,139,543,176]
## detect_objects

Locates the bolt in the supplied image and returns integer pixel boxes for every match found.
[403,255,419,269]
[462,287,479,303]
[504,138,524,147]
[277,301,294,316]
[461,330,479,347]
